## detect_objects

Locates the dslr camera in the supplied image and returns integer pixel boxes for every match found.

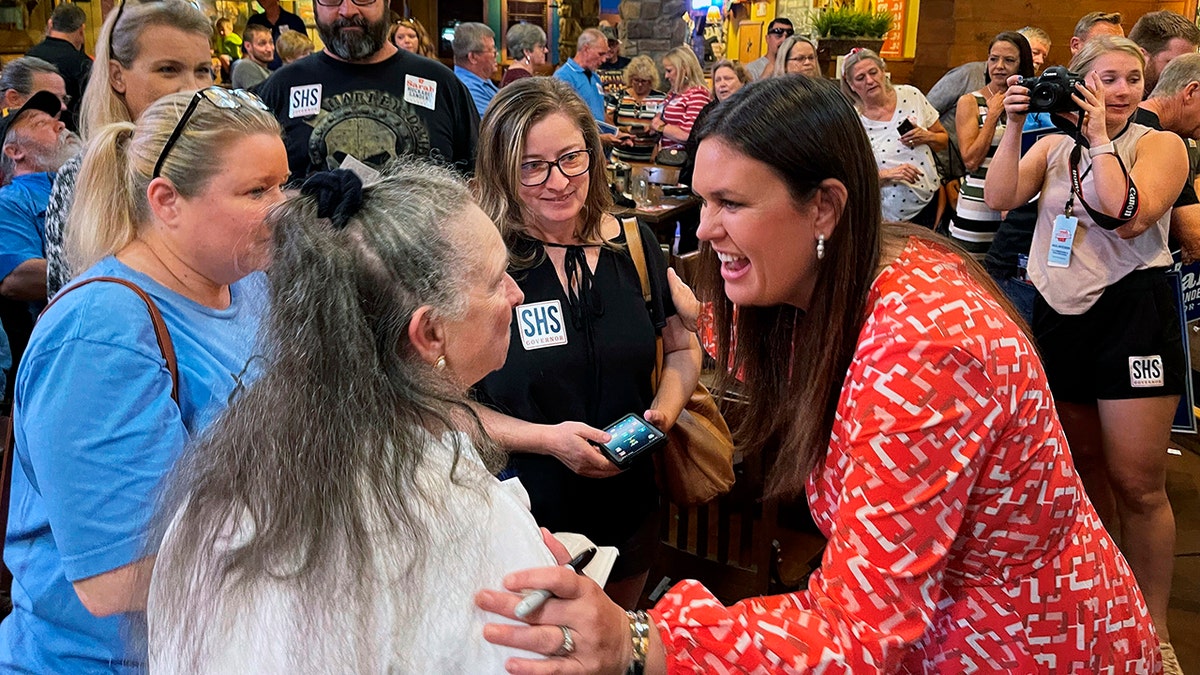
[1016,66,1085,113]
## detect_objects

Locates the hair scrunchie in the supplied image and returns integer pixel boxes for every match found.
[300,169,364,230]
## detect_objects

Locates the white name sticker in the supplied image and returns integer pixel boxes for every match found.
[1129,355,1164,388]
[517,300,567,351]
[288,83,322,118]
[404,74,437,111]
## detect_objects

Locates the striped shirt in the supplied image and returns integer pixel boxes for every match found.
[949,92,1005,256]
[659,86,712,151]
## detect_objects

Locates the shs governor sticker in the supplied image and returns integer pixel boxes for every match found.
[517,300,567,350]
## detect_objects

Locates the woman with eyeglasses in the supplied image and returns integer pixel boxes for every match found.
[611,54,666,163]
[774,35,822,78]
[472,78,701,610]
[841,48,948,228]
[0,88,287,671]
[501,22,548,87]
[44,0,217,298]
[390,16,436,59]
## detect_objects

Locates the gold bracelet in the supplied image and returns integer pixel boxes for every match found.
[626,610,650,675]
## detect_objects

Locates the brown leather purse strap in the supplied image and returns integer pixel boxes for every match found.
[39,277,180,402]
[621,219,666,388]
[0,276,178,578]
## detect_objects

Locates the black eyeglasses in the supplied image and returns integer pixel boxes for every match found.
[153,87,269,178]
[519,150,592,187]
[767,27,794,37]
[315,0,377,7]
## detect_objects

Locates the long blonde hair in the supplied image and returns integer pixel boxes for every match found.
[662,46,707,93]
[80,0,212,141]
[67,91,281,275]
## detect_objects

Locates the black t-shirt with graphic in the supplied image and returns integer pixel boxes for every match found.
[256,50,479,179]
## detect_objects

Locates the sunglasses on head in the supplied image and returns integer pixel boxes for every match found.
[153,87,269,179]
[768,27,794,37]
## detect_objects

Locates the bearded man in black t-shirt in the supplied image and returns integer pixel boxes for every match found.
[255,0,479,179]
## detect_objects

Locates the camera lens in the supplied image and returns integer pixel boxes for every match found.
[1031,84,1057,111]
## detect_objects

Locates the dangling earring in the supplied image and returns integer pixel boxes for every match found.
[816,234,825,260]
[434,355,447,371]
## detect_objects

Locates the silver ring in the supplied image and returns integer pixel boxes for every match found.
[553,625,575,657]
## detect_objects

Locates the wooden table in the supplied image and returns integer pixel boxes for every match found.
[611,161,700,244]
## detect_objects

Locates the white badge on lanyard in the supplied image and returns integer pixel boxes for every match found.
[1046,214,1078,268]
[516,300,567,350]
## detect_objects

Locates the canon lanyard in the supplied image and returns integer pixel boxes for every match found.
[1062,118,1140,229]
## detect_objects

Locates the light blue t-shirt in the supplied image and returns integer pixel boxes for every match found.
[554,58,606,122]
[454,64,499,119]
[0,256,267,673]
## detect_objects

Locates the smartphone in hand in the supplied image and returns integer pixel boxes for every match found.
[897,118,916,136]
[595,413,667,469]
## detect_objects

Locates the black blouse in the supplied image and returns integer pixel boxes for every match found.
[474,222,675,556]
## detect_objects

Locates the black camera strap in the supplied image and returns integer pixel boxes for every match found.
[1064,118,1138,229]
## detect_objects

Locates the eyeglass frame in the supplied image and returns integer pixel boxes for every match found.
[314,0,378,8]
[152,87,269,179]
[518,149,592,187]
[767,27,794,37]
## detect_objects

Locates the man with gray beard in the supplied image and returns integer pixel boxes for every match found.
[255,0,478,178]
[0,91,79,306]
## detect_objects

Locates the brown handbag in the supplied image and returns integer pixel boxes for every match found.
[622,220,736,506]
[0,277,179,594]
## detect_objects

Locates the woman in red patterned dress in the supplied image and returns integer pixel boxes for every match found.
[476,76,1160,673]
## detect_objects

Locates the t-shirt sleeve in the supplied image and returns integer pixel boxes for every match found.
[912,87,940,128]
[649,340,997,671]
[16,290,185,581]
[448,78,480,174]
[0,187,45,280]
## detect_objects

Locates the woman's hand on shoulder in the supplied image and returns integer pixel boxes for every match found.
[539,422,622,478]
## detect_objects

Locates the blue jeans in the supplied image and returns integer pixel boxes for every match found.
[991,274,1037,326]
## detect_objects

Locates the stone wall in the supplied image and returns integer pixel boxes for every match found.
[619,0,689,64]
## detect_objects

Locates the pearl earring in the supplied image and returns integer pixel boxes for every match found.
[434,355,447,370]
[816,234,825,260]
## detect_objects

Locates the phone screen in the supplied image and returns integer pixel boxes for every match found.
[599,414,665,467]
[897,119,915,135]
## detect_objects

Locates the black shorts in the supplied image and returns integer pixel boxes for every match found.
[1033,268,1185,403]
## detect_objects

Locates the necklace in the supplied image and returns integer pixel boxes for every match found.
[984,81,1002,98]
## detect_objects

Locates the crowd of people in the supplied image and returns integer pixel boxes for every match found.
[0,2,1193,674]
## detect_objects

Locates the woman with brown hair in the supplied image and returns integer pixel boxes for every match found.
[476,76,1160,673]
[472,77,701,610]
[390,17,436,59]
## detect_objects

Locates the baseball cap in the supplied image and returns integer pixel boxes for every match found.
[599,25,619,44]
[0,90,63,145]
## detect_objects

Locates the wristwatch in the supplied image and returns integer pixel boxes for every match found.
[1088,142,1116,158]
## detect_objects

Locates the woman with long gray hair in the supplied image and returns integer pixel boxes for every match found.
[147,164,554,673]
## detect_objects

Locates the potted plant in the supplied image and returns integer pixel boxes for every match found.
[813,2,894,78]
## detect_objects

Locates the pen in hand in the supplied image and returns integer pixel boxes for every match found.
[513,546,597,620]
